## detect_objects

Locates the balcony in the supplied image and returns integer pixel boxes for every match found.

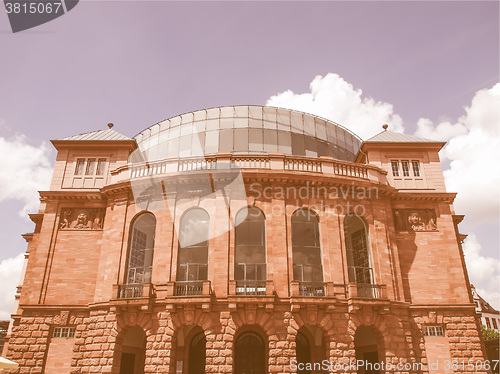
[110,153,388,185]
[229,280,274,297]
[347,283,387,299]
[175,281,204,296]
[298,282,326,297]
[235,280,267,296]
[114,283,153,300]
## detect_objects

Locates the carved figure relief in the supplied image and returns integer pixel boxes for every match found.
[59,208,105,230]
[393,209,437,232]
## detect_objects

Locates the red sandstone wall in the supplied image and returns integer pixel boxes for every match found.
[44,337,76,373]
[44,230,103,305]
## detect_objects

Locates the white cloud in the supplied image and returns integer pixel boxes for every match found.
[0,135,53,217]
[0,253,24,320]
[416,84,500,226]
[266,73,404,140]
[463,234,500,310]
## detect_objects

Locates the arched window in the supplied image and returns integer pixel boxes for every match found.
[123,213,156,297]
[291,209,324,296]
[344,215,374,297]
[176,208,210,296]
[235,207,266,295]
[234,332,266,374]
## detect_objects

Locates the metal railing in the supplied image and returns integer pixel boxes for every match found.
[356,283,383,299]
[118,284,144,299]
[298,281,326,297]
[175,281,204,296]
[235,280,267,295]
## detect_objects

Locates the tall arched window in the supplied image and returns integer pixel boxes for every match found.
[235,207,266,295]
[176,208,210,296]
[123,213,156,298]
[291,209,324,296]
[344,215,374,298]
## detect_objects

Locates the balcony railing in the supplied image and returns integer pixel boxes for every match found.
[117,284,144,299]
[298,281,326,297]
[347,283,386,299]
[235,280,267,296]
[175,281,204,296]
[111,153,387,185]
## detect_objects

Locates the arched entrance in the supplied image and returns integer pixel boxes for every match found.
[174,326,206,374]
[119,326,146,374]
[296,331,311,374]
[354,326,381,374]
[188,332,206,374]
[295,326,327,374]
[234,331,266,374]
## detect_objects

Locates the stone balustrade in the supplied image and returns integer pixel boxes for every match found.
[110,152,388,185]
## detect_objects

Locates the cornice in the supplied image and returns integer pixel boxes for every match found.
[39,190,104,201]
[392,191,457,202]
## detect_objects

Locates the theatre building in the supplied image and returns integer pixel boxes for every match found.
[4,106,488,373]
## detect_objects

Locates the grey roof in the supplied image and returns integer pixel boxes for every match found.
[56,128,132,141]
[365,130,438,143]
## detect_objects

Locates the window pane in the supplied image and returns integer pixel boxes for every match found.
[291,210,323,282]
[412,160,421,177]
[127,213,156,284]
[401,161,410,177]
[96,159,106,175]
[235,207,266,275]
[85,159,96,175]
[391,161,399,177]
[75,159,85,175]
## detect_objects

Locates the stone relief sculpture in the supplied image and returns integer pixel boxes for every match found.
[59,208,105,230]
[393,209,437,231]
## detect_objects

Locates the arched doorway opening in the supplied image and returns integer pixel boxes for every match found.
[188,332,206,374]
[354,326,381,374]
[119,326,146,374]
[296,331,311,374]
[234,331,266,374]
[173,325,206,374]
[296,326,327,373]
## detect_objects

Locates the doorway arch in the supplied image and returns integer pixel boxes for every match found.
[188,332,206,374]
[119,326,146,374]
[354,326,382,374]
[234,331,266,374]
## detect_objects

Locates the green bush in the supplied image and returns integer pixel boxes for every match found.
[481,324,500,340]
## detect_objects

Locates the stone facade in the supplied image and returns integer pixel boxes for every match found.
[3,106,489,374]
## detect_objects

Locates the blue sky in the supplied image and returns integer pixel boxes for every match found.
[0,1,498,317]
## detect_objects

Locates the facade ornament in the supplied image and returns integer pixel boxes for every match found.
[59,208,105,230]
[393,209,437,231]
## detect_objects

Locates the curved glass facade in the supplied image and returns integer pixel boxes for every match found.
[135,106,362,162]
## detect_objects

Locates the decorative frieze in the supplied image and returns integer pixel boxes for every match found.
[393,209,437,231]
[59,208,105,230]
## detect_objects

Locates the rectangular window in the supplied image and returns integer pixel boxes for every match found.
[423,326,444,337]
[85,158,97,175]
[391,161,399,177]
[75,159,85,175]
[492,318,498,329]
[96,159,107,175]
[401,161,410,177]
[53,327,75,338]
[411,160,421,177]
[486,318,491,329]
